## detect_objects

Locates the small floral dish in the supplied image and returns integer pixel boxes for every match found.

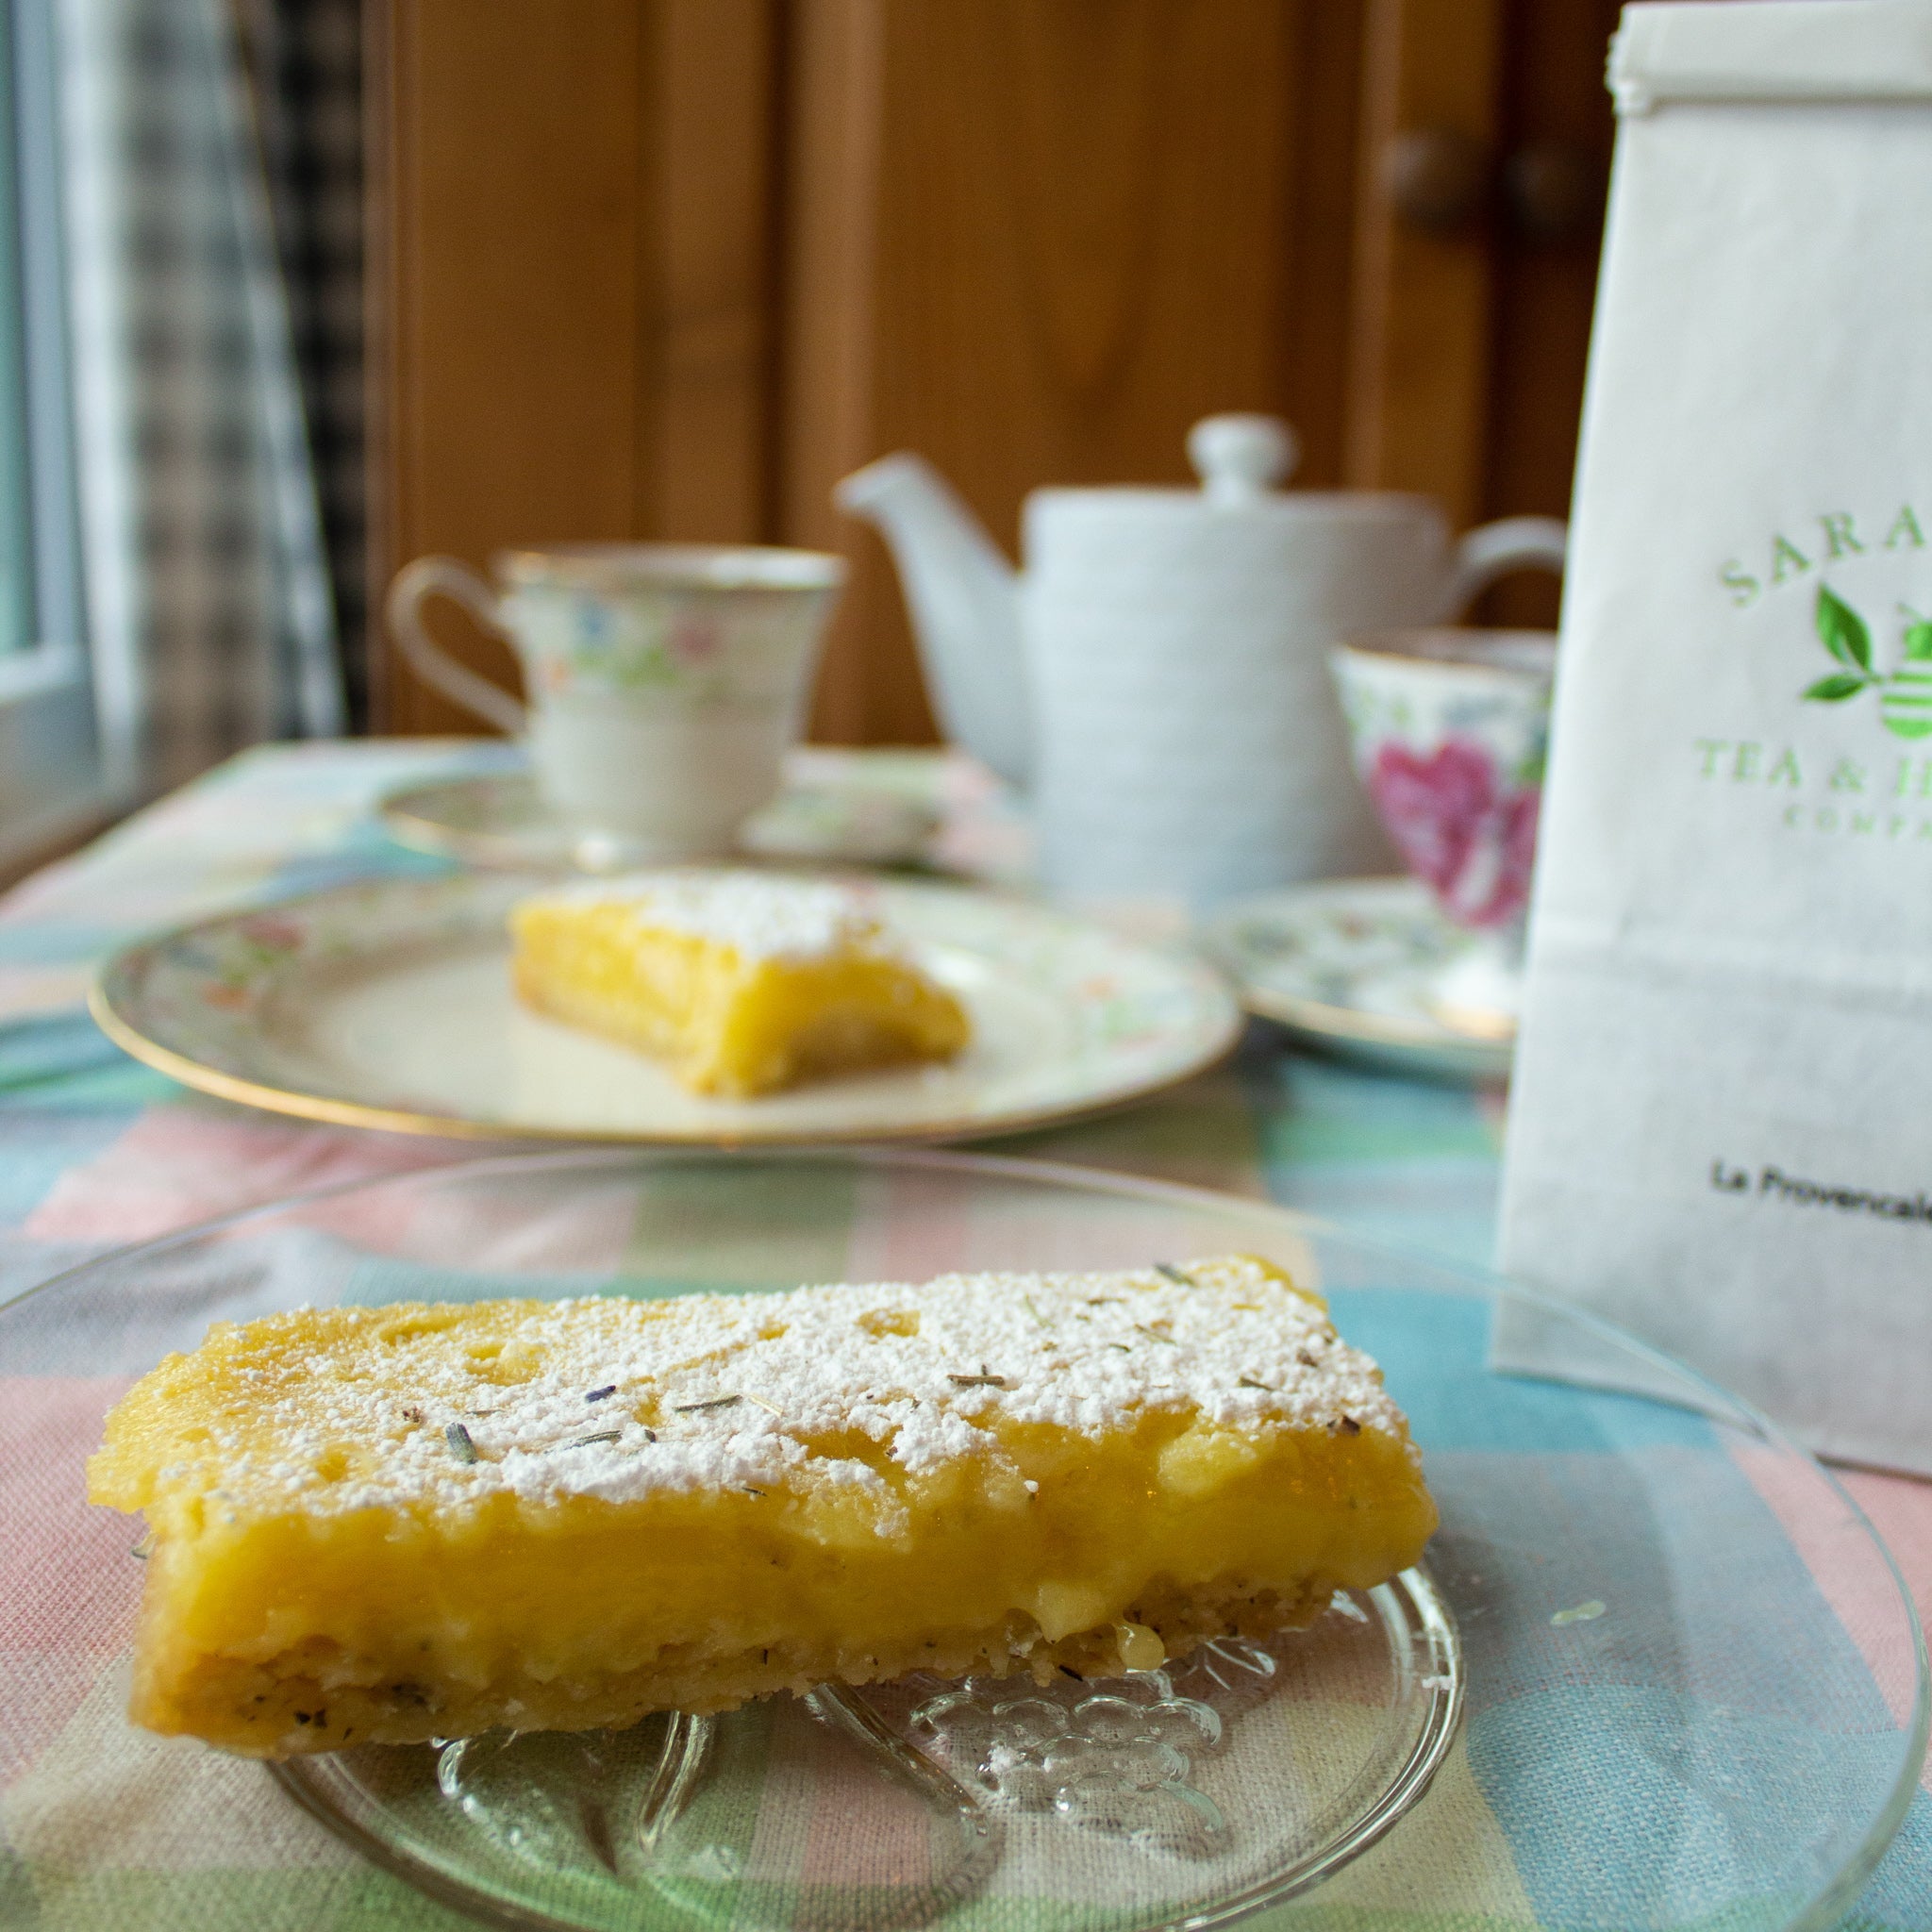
[1199,876,1516,1082]
[90,873,1241,1144]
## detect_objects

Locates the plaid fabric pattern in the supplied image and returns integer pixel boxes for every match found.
[238,0,365,729]
[0,742,1925,1929]
[58,0,343,797]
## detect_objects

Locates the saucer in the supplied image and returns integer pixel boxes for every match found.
[380,766,942,874]
[1198,876,1516,1081]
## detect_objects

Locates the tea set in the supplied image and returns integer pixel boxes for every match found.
[385,413,1564,1075]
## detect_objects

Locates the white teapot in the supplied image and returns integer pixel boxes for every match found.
[838,414,1565,906]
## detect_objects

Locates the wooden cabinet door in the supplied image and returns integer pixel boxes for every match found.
[366,0,1613,737]
[1347,0,1615,581]
[367,0,780,735]
[1345,0,1508,526]
[778,0,1336,743]
[1481,0,1622,627]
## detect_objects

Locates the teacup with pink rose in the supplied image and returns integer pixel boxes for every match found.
[1328,628,1556,1023]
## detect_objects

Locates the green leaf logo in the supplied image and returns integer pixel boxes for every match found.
[1796,586,1932,734]
[1804,673,1870,702]
[1816,584,1874,670]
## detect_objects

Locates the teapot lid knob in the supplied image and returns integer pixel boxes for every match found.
[1187,414,1299,505]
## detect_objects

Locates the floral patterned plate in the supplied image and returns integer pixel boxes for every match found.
[1198,876,1513,1083]
[91,874,1241,1144]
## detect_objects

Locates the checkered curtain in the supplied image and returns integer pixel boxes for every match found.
[58,0,343,798]
[236,0,366,732]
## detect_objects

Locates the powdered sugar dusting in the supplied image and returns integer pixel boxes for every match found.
[531,870,877,961]
[157,1257,1416,1521]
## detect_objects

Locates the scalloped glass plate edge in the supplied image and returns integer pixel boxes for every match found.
[265,1564,1464,1932]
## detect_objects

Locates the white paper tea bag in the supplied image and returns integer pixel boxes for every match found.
[1497,0,1932,1472]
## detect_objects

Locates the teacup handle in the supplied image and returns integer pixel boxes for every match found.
[386,556,529,736]
[1442,515,1568,618]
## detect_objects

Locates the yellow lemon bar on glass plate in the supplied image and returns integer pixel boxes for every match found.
[508,871,969,1096]
[88,1255,1437,1759]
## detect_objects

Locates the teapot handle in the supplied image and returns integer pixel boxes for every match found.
[1442,515,1568,618]
[386,557,528,736]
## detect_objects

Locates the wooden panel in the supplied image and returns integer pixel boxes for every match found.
[776,0,889,741]
[368,0,1561,742]
[369,1,778,732]
[374,0,643,733]
[1343,0,1506,525]
[638,2,781,541]
[780,0,1311,745]
[1478,0,1618,626]
[1280,0,1367,491]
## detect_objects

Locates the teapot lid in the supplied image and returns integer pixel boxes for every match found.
[1185,414,1300,504]
[1024,413,1441,542]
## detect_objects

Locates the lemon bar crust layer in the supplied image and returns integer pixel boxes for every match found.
[510,872,969,1095]
[90,1256,1437,1758]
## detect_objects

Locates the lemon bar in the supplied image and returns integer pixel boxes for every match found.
[509,871,969,1096]
[88,1256,1436,1759]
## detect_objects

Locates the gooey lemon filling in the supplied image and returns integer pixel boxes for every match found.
[509,871,969,1096]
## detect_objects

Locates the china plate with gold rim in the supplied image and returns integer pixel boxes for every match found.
[90,873,1241,1144]
[1198,876,1514,1083]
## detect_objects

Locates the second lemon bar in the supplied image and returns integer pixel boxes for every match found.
[510,871,969,1096]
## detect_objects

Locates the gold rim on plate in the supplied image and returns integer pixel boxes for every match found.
[91,873,1243,1147]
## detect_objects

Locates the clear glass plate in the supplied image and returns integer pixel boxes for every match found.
[1,1149,1924,1932]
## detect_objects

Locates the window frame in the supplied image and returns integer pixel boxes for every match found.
[0,0,118,878]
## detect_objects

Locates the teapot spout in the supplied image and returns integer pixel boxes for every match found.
[835,453,1031,790]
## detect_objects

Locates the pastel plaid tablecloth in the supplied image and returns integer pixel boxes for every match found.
[0,739,1927,1930]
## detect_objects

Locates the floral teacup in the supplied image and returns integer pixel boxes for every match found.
[1329,629,1555,1017]
[389,544,844,858]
